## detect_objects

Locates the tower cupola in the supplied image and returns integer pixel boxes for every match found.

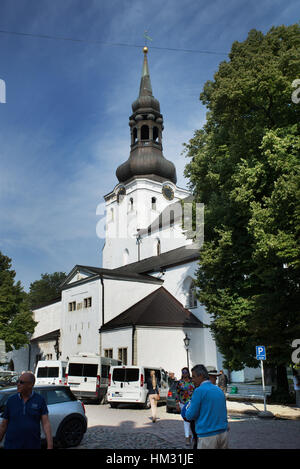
[116,47,177,184]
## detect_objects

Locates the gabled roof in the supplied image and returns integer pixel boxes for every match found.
[100,286,203,331]
[60,264,163,289]
[113,243,200,275]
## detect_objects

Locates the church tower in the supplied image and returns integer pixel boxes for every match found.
[102,47,190,269]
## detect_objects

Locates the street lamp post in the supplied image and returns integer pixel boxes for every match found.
[183,334,190,369]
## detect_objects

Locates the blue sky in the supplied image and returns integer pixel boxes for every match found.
[0,0,298,291]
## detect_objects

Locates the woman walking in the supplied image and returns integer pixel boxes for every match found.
[175,367,195,446]
[146,370,160,422]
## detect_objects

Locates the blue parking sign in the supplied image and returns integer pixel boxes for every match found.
[256,345,266,360]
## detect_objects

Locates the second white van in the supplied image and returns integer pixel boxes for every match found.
[35,360,67,386]
[107,365,169,408]
[65,354,121,403]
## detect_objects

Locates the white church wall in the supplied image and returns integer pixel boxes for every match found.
[136,327,206,379]
[60,279,102,360]
[149,262,219,370]
[103,278,160,324]
[102,178,190,269]
[31,300,61,341]
[101,328,132,362]
[6,346,30,373]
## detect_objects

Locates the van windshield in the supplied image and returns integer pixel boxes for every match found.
[37,367,59,378]
[68,363,98,377]
[112,368,139,382]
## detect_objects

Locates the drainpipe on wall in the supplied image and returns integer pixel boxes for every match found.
[99,275,105,356]
[132,325,136,365]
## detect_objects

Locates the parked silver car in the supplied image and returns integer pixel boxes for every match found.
[0,385,87,448]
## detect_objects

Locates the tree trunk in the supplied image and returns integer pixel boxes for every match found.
[264,365,276,386]
[276,365,289,393]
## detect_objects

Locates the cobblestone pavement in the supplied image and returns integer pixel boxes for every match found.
[70,403,300,450]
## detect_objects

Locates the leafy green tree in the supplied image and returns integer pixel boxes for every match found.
[0,252,37,351]
[184,24,300,393]
[28,272,66,310]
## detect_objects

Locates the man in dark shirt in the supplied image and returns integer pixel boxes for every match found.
[0,371,53,449]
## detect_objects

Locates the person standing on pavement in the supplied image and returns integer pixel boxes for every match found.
[218,370,228,395]
[182,364,229,449]
[207,367,220,385]
[292,368,300,408]
[175,367,195,446]
[146,370,160,423]
[0,371,53,449]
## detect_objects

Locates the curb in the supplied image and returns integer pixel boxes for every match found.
[228,406,300,420]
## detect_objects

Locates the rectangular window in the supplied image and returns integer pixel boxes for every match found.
[84,297,92,308]
[68,363,98,377]
[101,364,110,378]
[118,348,128,365]
[112,368,139,382]
[37,367,59,378]
[68,301,76,311]
[104,349,113,358]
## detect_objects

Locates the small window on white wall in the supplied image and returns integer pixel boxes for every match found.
[184,277,198,308]
[123,249,129,265]
[154,238,161,256]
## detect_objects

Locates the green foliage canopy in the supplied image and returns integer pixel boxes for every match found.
[0,252,36,351]
[184,25,300,372]
[28,272,66,310]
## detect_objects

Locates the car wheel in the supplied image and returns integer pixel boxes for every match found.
[58,417,85,448]
[110,402,118,408]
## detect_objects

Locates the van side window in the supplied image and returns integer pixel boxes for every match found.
[101,365,109,379]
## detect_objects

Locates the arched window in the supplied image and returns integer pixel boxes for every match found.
[188,283,197,308]
[123,249,129,265]
[156,239,161,256]
[184,277,198,308]
[170,210,174,227]
[141,125,149,140]
[153,126,159,142]
[77,334,82,345]
[129,197,134,211]
[133,127,137,144]
[151,197,156,210]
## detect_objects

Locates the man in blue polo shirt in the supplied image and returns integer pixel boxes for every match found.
[0,372,53,449]
[181,364,229,449]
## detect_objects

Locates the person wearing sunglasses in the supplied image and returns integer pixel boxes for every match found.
[0,372,53,449]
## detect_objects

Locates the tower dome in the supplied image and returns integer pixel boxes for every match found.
[116,47,177,184]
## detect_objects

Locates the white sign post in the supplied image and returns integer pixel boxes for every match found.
[256,346,267,412]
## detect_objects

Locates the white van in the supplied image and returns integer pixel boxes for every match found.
[35,360,67,386]
[65,354,121,403]
[107,365,169,408]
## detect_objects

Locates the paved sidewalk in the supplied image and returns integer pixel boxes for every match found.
[71,401,300,449]
[226,399,300,420]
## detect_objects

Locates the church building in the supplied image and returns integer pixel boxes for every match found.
[9,47,259,382]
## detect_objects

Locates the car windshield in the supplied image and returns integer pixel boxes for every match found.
[112,368,139,382]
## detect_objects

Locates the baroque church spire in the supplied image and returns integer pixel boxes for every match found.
[116,46,177,184]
